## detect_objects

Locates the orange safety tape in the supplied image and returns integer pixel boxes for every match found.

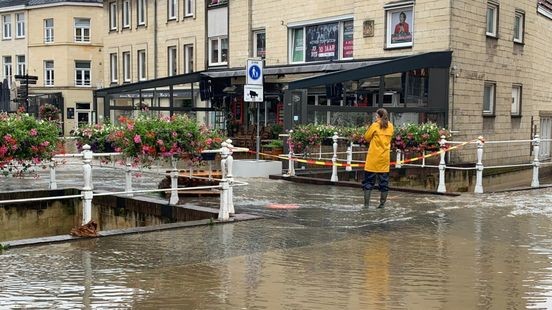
[248,140,475,168]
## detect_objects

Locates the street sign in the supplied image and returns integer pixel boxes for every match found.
[14,74,38,81]
[19,80,37,85]
[246,59,263,85]
[244,85,263,102]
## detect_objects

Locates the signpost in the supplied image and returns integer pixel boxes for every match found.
[15,74,38,111]
[244,59,264,161]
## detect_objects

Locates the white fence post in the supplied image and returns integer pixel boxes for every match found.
[437,136,447,193]
[395,149,402,169]
[346,142,353,172]
[125,158,133,197]
[285,130,295,177]
[532,134,540,188]
[218,142,230,221]
[81,144,93,224]
[49,161,57,190]
[422,150,426,167]
[474,136,485,194]
[169,157,179,205]
[330,132,339,182]
[226,139,235,216]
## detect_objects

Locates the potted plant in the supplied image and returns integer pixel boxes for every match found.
[0,112,61,176]
[262,139,284,155]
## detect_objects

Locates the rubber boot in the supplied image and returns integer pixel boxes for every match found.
[377,191,388,209]
[364,190,372,208]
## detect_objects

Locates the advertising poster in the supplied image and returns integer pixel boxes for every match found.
[386,6,414,48]
[306,22,339,62]
[342,20,354,58]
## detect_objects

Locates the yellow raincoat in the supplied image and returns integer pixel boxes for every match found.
[364,120,394,173]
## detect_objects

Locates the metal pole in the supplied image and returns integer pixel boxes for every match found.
[256,98,260,161]
[49,161,57,190]
[169,157,179,205]
[474,136,484,194]
[81,144,93,224]
[532,134,540,188]
[330,132,338,182]
[437,136,447,193]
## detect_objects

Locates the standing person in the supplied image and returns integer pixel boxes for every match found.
[363,108,394,208]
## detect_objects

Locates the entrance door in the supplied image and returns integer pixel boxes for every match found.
[540,117,552,159]
[76,111,91,129]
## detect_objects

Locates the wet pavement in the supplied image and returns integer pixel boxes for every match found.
[1,164,552,309]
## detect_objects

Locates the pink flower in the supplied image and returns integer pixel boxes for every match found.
[29,128,38,136]
[40,141,50,147]
[127,124,134,131]
[0,145,7,156]
[133,135,142,144]
[32,157,41,164]
[157,139,164,145]
[172,131,178,137]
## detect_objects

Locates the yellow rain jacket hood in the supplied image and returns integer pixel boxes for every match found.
[364,120,394,173]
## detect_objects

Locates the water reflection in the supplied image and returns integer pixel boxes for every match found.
[1,169,552,308]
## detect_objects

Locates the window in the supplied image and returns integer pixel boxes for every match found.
[2,15,11,39]
[184,44,193,73]
[123,0,131,28]
[15,13,24,38]
[137,0,146,25]
[289,19,353,63]
[44,19,54,43]
[123,51,131,82]
[385,5,413,49]
[486,3,498,37]
[209,36,228,66]
[137,49,146,80]
[513,11,524,43]
[168,0,177,20]
[168,46,177,76]
[512,84,522,116]
[16,55,25,76]
[110,53,118,83]
[44,61,54,86]
[253,30,265,59]
[483,82,496,115]
[74,18,90,42]
[3,56,12,79]
[75,61,91,86]
[208,0,227,7]
[185,0,194,17]
[109,2,117,30]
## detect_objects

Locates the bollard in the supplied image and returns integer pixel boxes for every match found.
[532,135,540,188]
[49,161,57,190]
[226,139,235,216]
[422,150,426,167]
[395,149,402,169]
[218,178,230,221]
[81,144,93,225]
[474,136,485,194]
[220,141,229,179]
[437,136,447,193]
[346,142,353,172]
[285,130,295,177]
[169,157,179,205]
[125,158,133,197]
[330,132,339,182]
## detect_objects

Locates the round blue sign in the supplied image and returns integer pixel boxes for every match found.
[248,65,261,80]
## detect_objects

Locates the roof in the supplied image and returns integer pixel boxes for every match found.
[288,51,453,90]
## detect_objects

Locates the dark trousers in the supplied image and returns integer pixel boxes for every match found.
[362,172,389,192]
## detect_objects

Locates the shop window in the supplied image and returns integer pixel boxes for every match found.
[289,19,353,63]
[511,84,522,116]
[483,82,496,116]
[513,10,524,43]
[486,2,498,37]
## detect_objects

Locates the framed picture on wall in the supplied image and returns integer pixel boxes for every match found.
[385,5,414,49]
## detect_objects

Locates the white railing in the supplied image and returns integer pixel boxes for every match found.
[0,139,248,225]
[281,133,552,194]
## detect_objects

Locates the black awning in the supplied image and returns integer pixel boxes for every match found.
[288,51,452,90]
[94,72,204,96]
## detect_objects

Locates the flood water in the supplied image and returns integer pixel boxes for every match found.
[1,165,552,309]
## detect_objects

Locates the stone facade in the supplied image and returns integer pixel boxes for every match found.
[0,1,103,135]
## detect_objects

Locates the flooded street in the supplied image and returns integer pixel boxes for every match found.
[1,166,552,309]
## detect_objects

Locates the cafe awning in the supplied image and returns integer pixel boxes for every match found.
[287,51,453,90]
